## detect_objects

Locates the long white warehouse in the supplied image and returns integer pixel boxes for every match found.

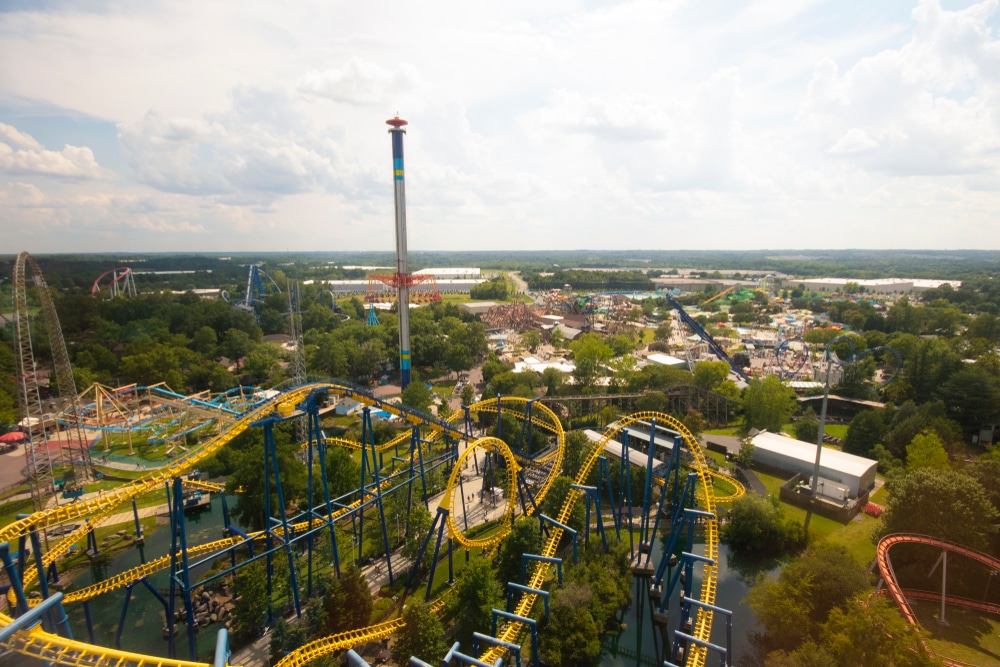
[750,431,877,498]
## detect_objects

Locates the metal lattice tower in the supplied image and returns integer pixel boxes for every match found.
[13,252,92,511]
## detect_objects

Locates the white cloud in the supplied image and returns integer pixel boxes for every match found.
[2,0,1000,251]
[297,58,422,105]
[0,122,103,178]
[828,128,879,155]
[799,0,1000,176]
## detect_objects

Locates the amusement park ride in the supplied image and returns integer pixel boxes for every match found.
[8,121,978,667]
[1,118,738,665]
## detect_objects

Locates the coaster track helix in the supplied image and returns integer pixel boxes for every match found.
[1,385,719,667]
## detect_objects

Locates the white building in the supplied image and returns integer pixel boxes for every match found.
[750,430,877,499]
[797,278,961,295]
[414,267,481,279]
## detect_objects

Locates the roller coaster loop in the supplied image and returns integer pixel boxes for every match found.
[0,382,722,667]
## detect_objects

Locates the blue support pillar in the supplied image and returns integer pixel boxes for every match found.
[0,542,29,616]
[521,554,562,585]
[491,610,539,667]
[28,528,53,632]
[263,420,302,618]
[473,632,522,667]
[537,514,577,564]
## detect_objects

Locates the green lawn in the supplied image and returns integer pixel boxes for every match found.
[431,382,456,404]
[751,468,878,564]
[911,600,1000,667]
[0,496,35,528]
[704,426,741,436]
[823,424,849,439]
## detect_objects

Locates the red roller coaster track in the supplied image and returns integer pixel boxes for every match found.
[877,533,1000,667]
[91,266,136,298]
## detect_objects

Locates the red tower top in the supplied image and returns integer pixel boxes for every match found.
[386,116,408,128]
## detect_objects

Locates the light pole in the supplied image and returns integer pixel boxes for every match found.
[809,336,902,496]
[809,336,853,496]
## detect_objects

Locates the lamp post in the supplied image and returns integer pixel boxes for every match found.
[810,336,902,496]
[809,336,853,496]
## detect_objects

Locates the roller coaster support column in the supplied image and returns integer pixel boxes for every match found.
[168,477,197,660]
[507,582,549,619]
[17,533,28,577]
[572,484,608,551]
[619,434,635,556]
[658,551,714,628]
[473,632,523,667]
[357,410,394,584]
[215,628,231,667]
[442,641,504,667]
[929,548,949,624]
[669,632,728,667]
[0,590,70,644]
[309,394,341,578]
[262,419,302,618]
[417,507,449,601]
[464,406,481,476]
[28,525,54,632]
[680,598,732,667]
[642,443,686,570]
[491,610,539,667]
[347,649,372,666]
[114,583,135,649]
[410,425,429,506]
[0,542,30,616]
[515,470,541,519]
[518,399,537,456]
[132,497,144,545]
[597,456,620,538]
[521,554,563,585]
[537,516,577,565]
[637,421,658,560]
[653,507,714,612]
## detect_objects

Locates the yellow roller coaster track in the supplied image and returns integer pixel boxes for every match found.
[2,389,714,667]
[0,383,474,667]
[478,411,718,667]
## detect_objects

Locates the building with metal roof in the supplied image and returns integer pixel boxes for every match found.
[750,430,877,498]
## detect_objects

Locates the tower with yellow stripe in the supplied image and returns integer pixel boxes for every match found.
[386,116,413,388]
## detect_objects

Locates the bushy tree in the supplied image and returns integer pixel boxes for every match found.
[820,596,935,666]
[497,517,541,586]
[792,407,819,444]
[569,334,613,389]
[905,431,950,471]
[231,559,268,642]
[742,375,797,434]
[878,467,999,551]
[323,564,372,634]
[541,476,586,534]
[722,494,805,557]
[749,543,868,651]
[392,598,447,665]
[562,431,592,479]
[692,360,729,391]
[401,375,434,413]
[842,410,885,457]
[539,583,602,667]
[448,555,504,643]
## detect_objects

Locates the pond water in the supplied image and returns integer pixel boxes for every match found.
[65,495,234,662]
[602,540,781,667]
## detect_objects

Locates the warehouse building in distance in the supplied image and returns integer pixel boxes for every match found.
[749,430,877,500]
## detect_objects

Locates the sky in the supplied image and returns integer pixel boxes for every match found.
[1,0,999,253]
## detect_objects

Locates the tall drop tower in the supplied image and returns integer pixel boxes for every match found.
[387,116,412,389]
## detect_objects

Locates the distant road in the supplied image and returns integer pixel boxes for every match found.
[509,272,540,304]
